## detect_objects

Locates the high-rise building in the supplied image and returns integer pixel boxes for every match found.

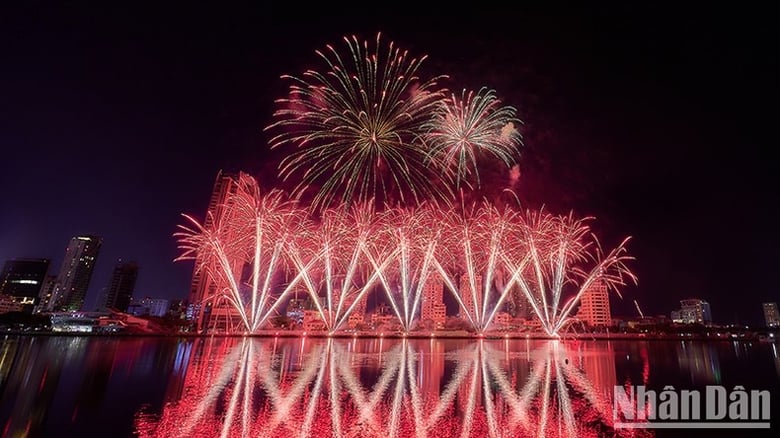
[763,302,780,328]
[102,260,139,312]
[421,275,446,329]
[0,258,50,312]
[458,272,482,324]
[188,171,241,331]
[508,286,531,320]
[34,275,58,313]
[671,299,712,325]
[576,279,612,327]
[49,236,102,311]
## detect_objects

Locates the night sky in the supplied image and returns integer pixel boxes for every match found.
[1,3,777,323]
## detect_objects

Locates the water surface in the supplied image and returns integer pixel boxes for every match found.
[1,336,778,437]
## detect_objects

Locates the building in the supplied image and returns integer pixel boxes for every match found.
[0,258,50,313]
[49,312,103,333]
[34,275,58,313]
[509,286,531,320]
[370,302,398,330]
[615,314,670,331]
[185,303,200,322]
[302,296,328,331]
[302,309,327,331]
[127,303,150,316]
[101,260,139,312]
[49,311,152,333]
[347,310,364,329]
[493,311,512,329]
[298,295,333,331]
[458,272,483,324]
[126,297,170,317]
[143,298,170,317]
[671,299,712,325]
[370,313,397,329]
[576,279,612,327]
[420,276,447,329]
[286,297,305,324]
[339,288,367,329]
[48,236,102,312]
[202,298,246,333]
[167,300,187,320]
[0,296,25,314]
[187,171,241,332]
[764,302,780,328]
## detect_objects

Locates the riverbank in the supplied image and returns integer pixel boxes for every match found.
[3,329,776,342]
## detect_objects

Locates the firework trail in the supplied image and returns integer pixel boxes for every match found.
[175,173,310,333]
[431,202,523,332]
[365,204,441,332]
[266,33,450,209]
[503,211,636,336]
[286,202,388,332]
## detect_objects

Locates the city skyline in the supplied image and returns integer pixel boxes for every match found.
[1,4,778,324]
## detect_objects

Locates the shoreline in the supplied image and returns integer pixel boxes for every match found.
[2,330,774,342]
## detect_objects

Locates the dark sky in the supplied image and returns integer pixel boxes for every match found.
[1,3,777,323]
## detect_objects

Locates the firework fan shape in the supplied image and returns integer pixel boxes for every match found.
[177,173,635,336]
[266,33,450,210]
[424,88,522,189]
[175,175,309,332]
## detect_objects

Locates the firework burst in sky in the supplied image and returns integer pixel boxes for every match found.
[424,88,522,189]
[266,33,449,209]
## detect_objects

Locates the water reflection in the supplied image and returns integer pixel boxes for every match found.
[675,341,721,384]
[0,337,88,435]
[7,336,778,437]
[0,337,185,437]
[773,343,780,378]
[136,338,644,438]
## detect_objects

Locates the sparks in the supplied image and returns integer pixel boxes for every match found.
[265,33,450,209]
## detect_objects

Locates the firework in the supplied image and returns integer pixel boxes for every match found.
[430,202,522,332]
[503,211,636,336]
[266,33,450,209]
[366,204,442,331]
[424,87,522,189]
[286,202,385,332]
[175,173,309,333]
[177,173,634,336]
